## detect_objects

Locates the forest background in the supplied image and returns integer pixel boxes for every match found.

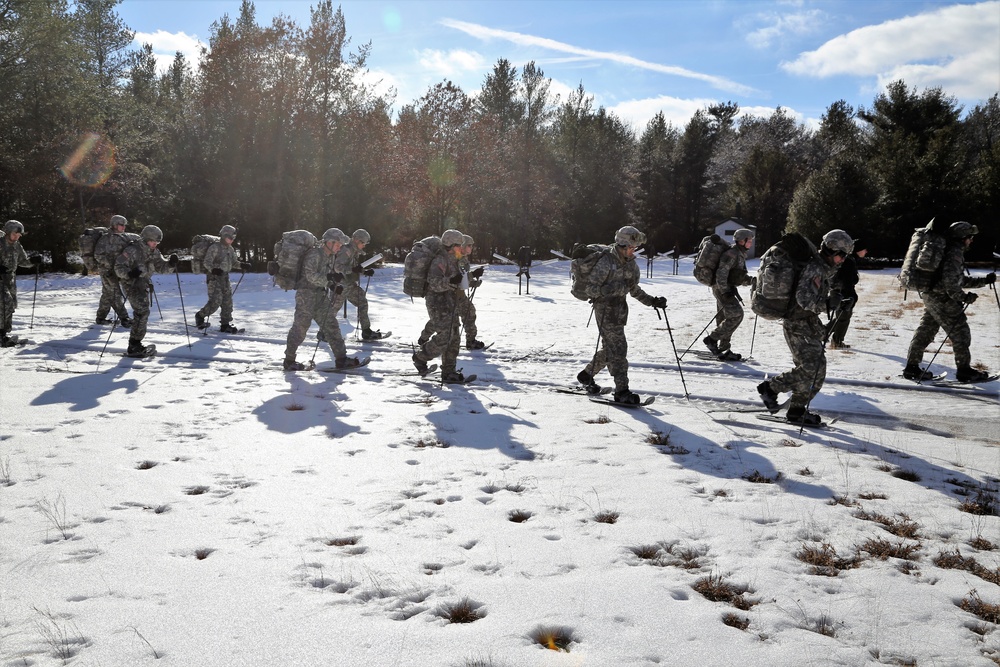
[1,0,998,270]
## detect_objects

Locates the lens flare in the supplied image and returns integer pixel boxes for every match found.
[382,8,402,33]
[60,132,115,187]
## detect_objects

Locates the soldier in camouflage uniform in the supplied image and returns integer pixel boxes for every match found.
[903,222,995,383]
[194,225,248,333]
[114,225,178,357]
[332,229,384,340]
[576,226,666,404]
[283,228,363,371]
[419,233,485,350]
[411,229,468,383]
[1,220,42,347]
[828,241,867,349]
[757,229,853,424]
[704,228,754,360]
[93,215,133,326]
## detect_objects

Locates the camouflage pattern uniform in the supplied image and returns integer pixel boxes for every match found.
[768,257,838,410]
[93,231,133,322]
[906,242,989,370]
[114,240,173,344]
[197,240,240,326]
[829,253,860,346]
[332,240,370,332]
[420,255,479,344]
[709,244,752,352]
[0,235,32,335]
[414,249,464,374]
[284,245,347,362]
[583,246,658,393]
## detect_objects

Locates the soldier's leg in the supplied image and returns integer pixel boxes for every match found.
[1,281,15,332]
[347,284,371,332]
[906,307,941,365]
[710,293,744,351]
[315,294,347,359]
[421,297,456,363]
[109,276,128,320]
[284,290,316,359]
[603,324,630,392]
[928,297,973,368]
[585,310,610,378]
[96,276,114,320]
[220,276,234,324]
[830,304,853,345]
[200,275,223,319]
[441,318,461,374]
[458,293,478,341]
[127,281,150,342]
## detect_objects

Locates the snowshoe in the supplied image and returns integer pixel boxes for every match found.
[902,364,936,381]
[466,339,486,350]
[195,312,208,330]
[956,366,991,383]
[703,336,721,356]
[828,341,851,350]
[412,353,431,376]
[218,323,242,334]
[125,340,156,358]
[1,334,19,348]
[717,350,743,362]
[757,380,781,413]
[283,358,312,372]
[577,369,602,395]
[336,356,362,369]
[786,407,823,426]
[95,317,113,325]
[442,370,468,384]
[613,389,641,405]
[362,329,387,341]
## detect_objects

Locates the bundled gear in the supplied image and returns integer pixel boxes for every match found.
[899,218,949,291]
[268,230,319,290]
[190,234,220,274]
[569,243,612,301]
[750,233,818,321]
[402,235,445,298]
[79,227,109,272]
[693,234,731,286]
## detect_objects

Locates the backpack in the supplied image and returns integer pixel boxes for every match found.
[268,230,318,290]
[750,233,817,321]
[693,234,730,286]
[94,232,141,272]
[190,234,220,274]
[402,236,444,298]
[79,227,108,272]
[569,243,611,301]
[899,219,948,291]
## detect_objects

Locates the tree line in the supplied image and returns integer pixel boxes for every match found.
[2,0,997,270]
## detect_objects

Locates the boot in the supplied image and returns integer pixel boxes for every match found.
[412,353,429,376]
[442,370,466,384]
[703,336,720,356]
[613,388,640,405]
[95,316,113,325]
[956,366,990,383]
[336,357,361,369]
[219,323,239,334]
[902,363,935,381]
[0,332,16,348]
[466,339,486,350]
[757,380,780,413]
[717,350,743,361]
[362,329,383,341]
[195,312,207,330]
[786,406,822,425]
[126,338,149,358]
[829,341,850,350]
[283,357,307,371]
[577,370,601,395]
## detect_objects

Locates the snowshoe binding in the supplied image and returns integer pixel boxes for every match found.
[703,336,721,356]
[902,363,936,381]
[757,380,781,413]
[466,339,486,350]
[577,370,602,395]
[195,312,208,330]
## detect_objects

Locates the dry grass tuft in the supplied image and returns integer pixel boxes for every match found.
[798,467,813,476]
[960,487,999,516]
[507,509,532,523]
[960,590,1000,624]
[629,544,662,560]
[891,469,921,483]
[857,537,921,561]
[796,543,860,576]
[858,492,888,500]
[284,401,305,411]
[135,460,158,470]
[743,470,782,484]
[722,613,750,630]
[693,573,756,609]
[184,485,209,496]
[853,510,921,539]
[829,495,859,507]
[584,415,611,424]
[970,536,996,551]
[528,625,576,652]
[593,510,619,524]
[194,548,214,560]
[934,549,1000,585]
[325,536,360,547]
[436,598,486,624]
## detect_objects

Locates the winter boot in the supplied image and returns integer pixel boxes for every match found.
[126,338,150,358]
[613,388,640,405]
[362,329,384,341]
[283,357,307,371]
[577,370,602,395]
[412,353,429,376]
[195,312,207,330]
[703,336,721,356]
[786,406,822,425]
[417,336,429,348]
[442,370,466,384]
[0,332,16,348]
[219,323,239,334]
[757,380,780,413]
[95,316,113,325]
[829,340,850,350]
[956,366,991,383]
[902,363,935,381]
[466,338,486,350]
[717,350,743,361]
[336,356,361,369]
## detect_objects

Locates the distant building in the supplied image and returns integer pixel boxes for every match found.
[713,218,757,259]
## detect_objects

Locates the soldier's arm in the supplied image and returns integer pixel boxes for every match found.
[204,244,221,272]
[425,255,453,293]
[938,247,966,300]
[795,263,826,314]
[714,251,734,289]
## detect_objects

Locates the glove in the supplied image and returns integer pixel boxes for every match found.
[986,272,996,285]
[334,284,344,295]
[168,254,179,267]
[128,267,142,279]
[651,296,667,309]
[963,292,978,304]
[363,268,374,277]
[449,273,463,285]
[211,268,224,276]
[470,267,484,279]
[352,264,364,275]
[241,262,252,272]
[30,255,42,265]
[0,265,8,274]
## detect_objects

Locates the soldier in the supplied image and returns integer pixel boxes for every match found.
[411,229,469,383]
[93,214,133,326]
[703,228,754,360]
[1,220,42,347]
[757,229,853,424]
[418,233,485,350]
[903,222,996,382]
[576,226,666,404]
[829,240,867,349]
[114,225,178,358]
[283,228,363,371]
[333,229,384,341]
[194,225,249,333]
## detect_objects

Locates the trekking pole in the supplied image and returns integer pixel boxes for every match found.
[311,291,333,366]
[231,270,245,297]
[658,307,689,399]
[591,306,603,358]
[174,272,192,349]
[29,262,39,329]
[680,307,725,359]
[96,316,117,371]
[748,315,758,358]
[918,301,972,384]
[150,282,163,320]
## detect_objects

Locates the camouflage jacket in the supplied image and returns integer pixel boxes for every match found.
[204,241,239,274]
[585,246,655,325]
[790,256,838,319]
[713,246,751,290]
[426,249,462,294]
[459,256,481,289]
[924,243,988,302]
[94,231,136,272]
[0,238,31,283]
[334,242,364,286]
[114,240,172,282]
[299,245,337,292]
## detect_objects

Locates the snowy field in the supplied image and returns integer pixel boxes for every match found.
[1,258,999,667]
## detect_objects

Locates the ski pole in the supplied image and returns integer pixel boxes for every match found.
[660,307,689,399]
[231,270,245,297]
[680,307,725,358]
[312,286,341,365]
[96,315,117,371]
[918,301,971,384]
[29,262,39,329]
[149,281,163,320]
[748,315,758,358]
[174,272,192,349]
[591,306,603,358]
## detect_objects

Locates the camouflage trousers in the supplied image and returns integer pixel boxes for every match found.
[586,306,630,392]
[420,289,476,343]
[769,315,827,409]
[415,291,460,373]
[334,282,370,332]
[1,277,16,332]
[123,278,151,342]
[285,288,346,361]
[829,299,856,346]
[96,272,129,321]
[197,274,233,324]
[709,287,744,351]
[907,293,973,369]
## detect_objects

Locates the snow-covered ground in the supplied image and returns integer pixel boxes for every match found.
[1,258,999,667]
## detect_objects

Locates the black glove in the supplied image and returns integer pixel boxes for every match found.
[334,284,344,295]
[241,262,251,272]
[470,267,484,279]
[0,265,8,274]
[449,273,464,285]
[651,296,667,309]
[168,254,179,267]
[352,264,364,275]
[211,268,224,276]
[986,272,996,285]
[128,267,142,279]
[327,271,343,283]
[963,292,978,304]
[363,268,375,277]
[30,255,42,265]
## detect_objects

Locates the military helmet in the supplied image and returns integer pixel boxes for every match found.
[4,220,25,235]
[733,229,755,242]
[140,225,163,243]
[351,229,371,244]
[441,229,465,247]
[950,221,979,239]
[322,228,349,244]
[821,229,854,254]
[462,234,474,246]
[219,225,237,240]
[110,215,128,228]
[614,225,646,247]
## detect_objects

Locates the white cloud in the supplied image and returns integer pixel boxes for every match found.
[782,1,1000,99]
[416,48,487,77]
[607,95,717,131]
[133,30,204,73]
[440,18,757,96]
[746,10,824,49]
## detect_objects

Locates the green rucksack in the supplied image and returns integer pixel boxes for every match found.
[899,218,948,291]
[569,243,611,301]
[693,234,731,286]
[190,234,220,274]
[750,233,816,321]
[402,236,445,298]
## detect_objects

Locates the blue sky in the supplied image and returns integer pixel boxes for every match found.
[116,0,1000,130]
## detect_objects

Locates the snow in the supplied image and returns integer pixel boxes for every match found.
[2,258,999,667]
